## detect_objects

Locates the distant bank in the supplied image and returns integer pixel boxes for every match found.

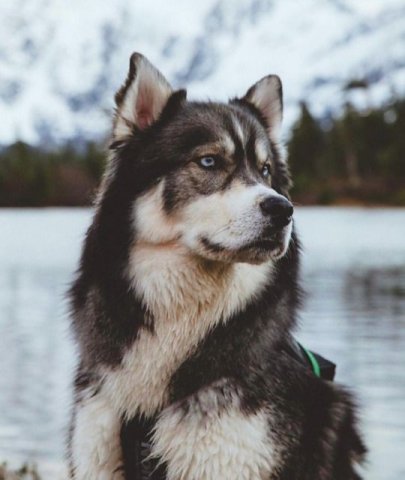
[1,98,404,207]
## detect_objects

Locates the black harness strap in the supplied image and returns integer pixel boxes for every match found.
[121,416,166,480]
[284,337,336,381]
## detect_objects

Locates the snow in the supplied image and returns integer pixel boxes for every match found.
[0,0,404,144]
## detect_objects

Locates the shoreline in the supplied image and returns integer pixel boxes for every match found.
[0,202,404,209]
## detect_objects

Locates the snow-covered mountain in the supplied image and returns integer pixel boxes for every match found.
[1,0,404,145]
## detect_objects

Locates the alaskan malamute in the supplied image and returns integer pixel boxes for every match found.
[68,53,365,479]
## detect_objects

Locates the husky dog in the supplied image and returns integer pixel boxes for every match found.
[68,53,365,479]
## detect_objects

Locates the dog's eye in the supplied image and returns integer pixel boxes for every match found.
[261,164,271,178]
[198,156,217,169]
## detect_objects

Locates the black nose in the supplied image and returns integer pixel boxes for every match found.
[260,196,294,226]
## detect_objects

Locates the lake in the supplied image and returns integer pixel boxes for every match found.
[1,207,404,479]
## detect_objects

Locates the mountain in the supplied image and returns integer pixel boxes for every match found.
[1,0,404,145]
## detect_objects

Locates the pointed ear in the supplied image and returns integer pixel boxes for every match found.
[113,53,173,140]
[242,75,283,141]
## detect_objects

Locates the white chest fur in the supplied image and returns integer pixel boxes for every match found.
[151,382,277,480]
[101,244,273,418]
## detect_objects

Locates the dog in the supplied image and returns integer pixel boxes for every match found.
[67,52,366,479]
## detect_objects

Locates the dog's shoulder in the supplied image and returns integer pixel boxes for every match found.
[164,354,366,479]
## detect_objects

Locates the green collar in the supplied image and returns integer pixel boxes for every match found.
[300,344,322,378]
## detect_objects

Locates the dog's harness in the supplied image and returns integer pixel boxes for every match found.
[121,339,336,479]
[284,337,336,381]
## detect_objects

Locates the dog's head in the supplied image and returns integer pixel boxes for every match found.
[109,53,293,265]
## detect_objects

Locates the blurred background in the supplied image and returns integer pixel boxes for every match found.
[1,0,404,478]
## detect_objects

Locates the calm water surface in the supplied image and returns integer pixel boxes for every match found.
[0,207,404,479]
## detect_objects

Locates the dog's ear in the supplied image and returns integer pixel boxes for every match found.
[242,75,283,142]
[113,53,173,140]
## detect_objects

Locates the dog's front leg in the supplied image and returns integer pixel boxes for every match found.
[68,391,125,480]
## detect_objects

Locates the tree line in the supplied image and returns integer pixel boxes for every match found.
[0,97,404,206]
[289,97,405,205]
[0,141,105,206]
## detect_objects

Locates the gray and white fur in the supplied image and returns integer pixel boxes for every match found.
[67,53,366,480]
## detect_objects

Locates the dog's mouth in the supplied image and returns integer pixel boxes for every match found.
[239,238,279,251]
[200,226,289,259]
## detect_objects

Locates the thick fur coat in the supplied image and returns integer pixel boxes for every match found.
[67,53,366,479]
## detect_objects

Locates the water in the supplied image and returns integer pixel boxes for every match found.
[1,207,404,479]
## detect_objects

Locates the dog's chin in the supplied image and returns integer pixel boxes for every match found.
[197,232,291,265]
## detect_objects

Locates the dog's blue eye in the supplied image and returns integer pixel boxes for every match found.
[199,156,216,169]
[262,164,271,178]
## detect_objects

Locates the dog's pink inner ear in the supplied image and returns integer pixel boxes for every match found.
[114,53,173,138]
[136,98,155,130]
[243,75,283,142]
[137,111,150,130]
[134,74,172,130]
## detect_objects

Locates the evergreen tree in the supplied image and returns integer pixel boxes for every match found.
[288,102,325,178]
